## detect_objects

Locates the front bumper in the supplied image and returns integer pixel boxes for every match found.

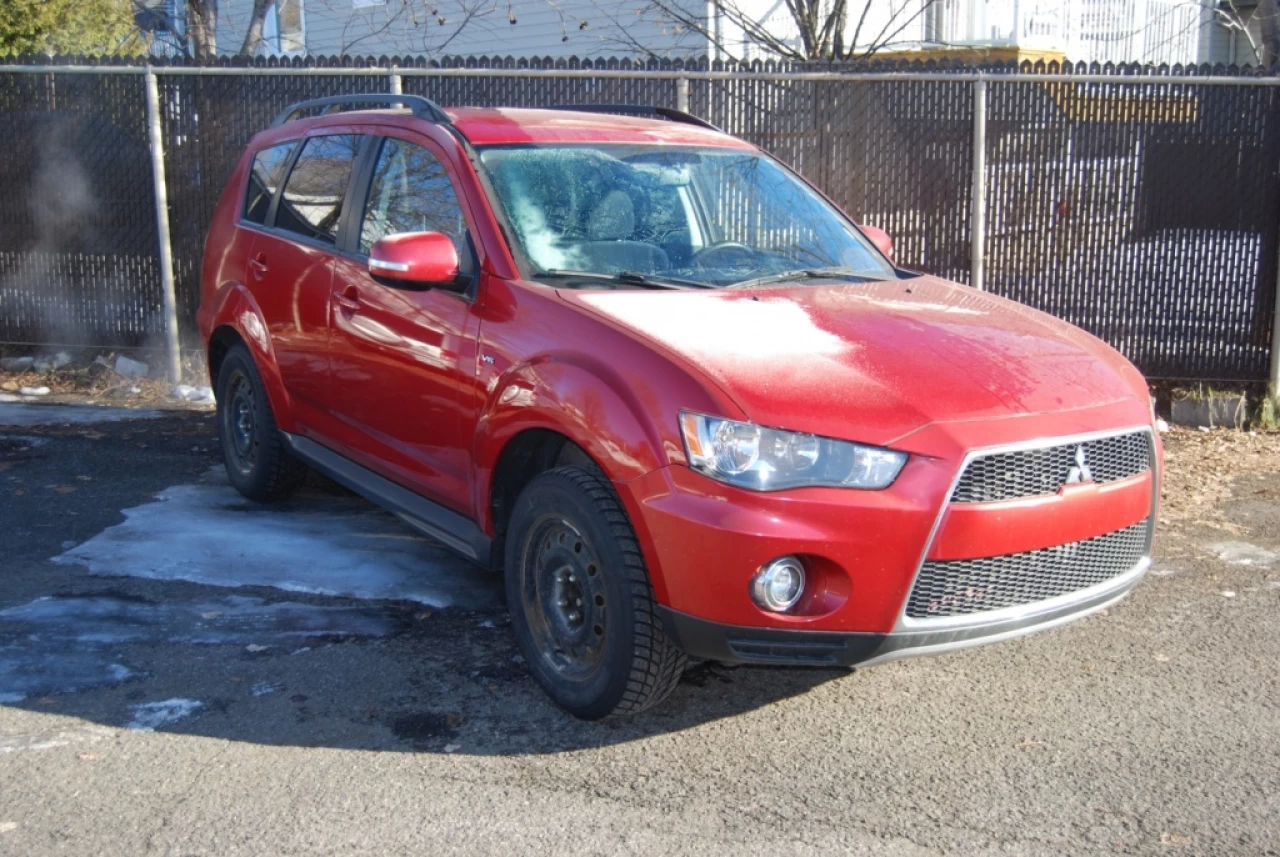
[618,403,1160,650]
[659,555,1149,667]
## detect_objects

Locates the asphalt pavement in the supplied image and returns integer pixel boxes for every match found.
[0,403,1277,856]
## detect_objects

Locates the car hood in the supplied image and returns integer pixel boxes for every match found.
[560,275,1148,447]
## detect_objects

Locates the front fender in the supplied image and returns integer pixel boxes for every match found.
[206,283,296,433]
[472,352,688,534]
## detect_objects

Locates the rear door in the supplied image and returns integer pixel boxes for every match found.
[246,133,366,425]
[326,132,482,514]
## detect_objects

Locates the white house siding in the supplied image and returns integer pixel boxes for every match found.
[1199,6,1265,66]
[246,0,709,59]
[205,0,1263,66]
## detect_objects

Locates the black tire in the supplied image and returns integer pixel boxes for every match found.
[505,466,687,719]
[215,344,307,502]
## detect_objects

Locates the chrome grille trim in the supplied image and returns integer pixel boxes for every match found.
[905,520,1151,619]
[893,425,1158,633]
[950,429,1152,503]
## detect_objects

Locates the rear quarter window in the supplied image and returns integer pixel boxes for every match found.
[243,142,296,225]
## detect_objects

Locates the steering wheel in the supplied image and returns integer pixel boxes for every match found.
[692,241,756,269]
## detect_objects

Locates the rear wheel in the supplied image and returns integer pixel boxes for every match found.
[505,466,686,719]
[215,344,307,501]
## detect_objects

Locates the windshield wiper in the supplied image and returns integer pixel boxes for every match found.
[537,269,715,290]
[727,266,886,290]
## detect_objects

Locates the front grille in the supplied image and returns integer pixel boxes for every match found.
[905,521,1149,619]
[951,431,1152,504]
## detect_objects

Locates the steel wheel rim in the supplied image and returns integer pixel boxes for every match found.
[224,371,257,476]
[519,516,609,681]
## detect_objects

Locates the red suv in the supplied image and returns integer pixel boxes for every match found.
[199,95,1160,719]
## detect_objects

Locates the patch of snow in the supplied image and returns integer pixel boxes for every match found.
[0,594,402,647]
[1205,542,1279,568]
[31,352,73,372]
[250,681,283,697]
[18,386,49,397]
[127,698,202,731]
[0,404,164,427]
[114,355,149,379]
[173,384,215,404]
[1155,418,1169,433]
[0,394,19,403]
[0,647,135,701]
[55,476,499,608]
[0,594,403,701]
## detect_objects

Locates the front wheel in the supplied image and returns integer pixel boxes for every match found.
[505,466,686,719]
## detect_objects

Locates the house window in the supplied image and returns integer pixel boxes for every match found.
[262,0,306,56]
[136,0,187,56]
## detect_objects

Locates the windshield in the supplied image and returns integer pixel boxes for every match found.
[476,144,895,288]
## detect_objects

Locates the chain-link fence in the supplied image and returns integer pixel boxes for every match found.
[0,56,1277,383]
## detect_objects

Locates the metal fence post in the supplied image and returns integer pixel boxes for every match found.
[1270,221,1280,397]
[143,68,182,383]
[389,66,402,95]
[676,75,689,112]
[970,77,987,291]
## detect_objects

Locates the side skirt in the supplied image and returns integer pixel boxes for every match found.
[281,433,492,566]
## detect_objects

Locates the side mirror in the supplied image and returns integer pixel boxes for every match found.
[368,231,462,290]
[859,224,894,260]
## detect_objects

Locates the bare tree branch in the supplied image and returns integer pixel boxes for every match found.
[239,0,271,54]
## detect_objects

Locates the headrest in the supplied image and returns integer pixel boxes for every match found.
[587,190,635,241]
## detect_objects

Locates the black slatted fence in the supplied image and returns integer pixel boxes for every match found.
[0,55,1276,382]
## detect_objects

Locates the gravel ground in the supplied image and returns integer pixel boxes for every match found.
[0,405,1277,856]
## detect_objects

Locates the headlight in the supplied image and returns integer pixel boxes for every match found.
[679,412,907,491]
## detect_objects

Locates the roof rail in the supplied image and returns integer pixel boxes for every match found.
[544,105,721,132]
[271,94,450,127]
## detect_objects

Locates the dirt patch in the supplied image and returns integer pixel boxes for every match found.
[0,347,210,411]
[1159,427,1280,537]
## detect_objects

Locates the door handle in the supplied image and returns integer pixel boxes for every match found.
[248,254,269,281]
[334,286,361,313]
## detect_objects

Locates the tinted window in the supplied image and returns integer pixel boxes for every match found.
[360,138,469,263]
[243,142,295,225]
[275,135,362,245]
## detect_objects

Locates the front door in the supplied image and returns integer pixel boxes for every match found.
[327,134,481,515]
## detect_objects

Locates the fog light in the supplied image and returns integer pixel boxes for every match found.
[751,556,806,612]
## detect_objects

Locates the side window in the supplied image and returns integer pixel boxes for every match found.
[359,138,470,266]
[243,142,295,225]
[274,134,362,245]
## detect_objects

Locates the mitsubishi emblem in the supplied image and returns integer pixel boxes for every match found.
[1065,445,1093,484]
